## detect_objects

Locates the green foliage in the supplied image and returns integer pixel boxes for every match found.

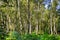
[21,34,60,40]
[0,33,6,40]
[21,34,39,40]
[6,31,21,40]
[48,35,58,40]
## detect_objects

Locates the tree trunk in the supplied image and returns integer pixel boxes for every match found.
[16,0,22,34]
[50,0,53,35]
[35,1,40,34]
[53,17,57,34]
[27,0,31,34]
[50,12,53,34]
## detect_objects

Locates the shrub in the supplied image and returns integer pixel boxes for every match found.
[6,31,21,40]
[0,32,6,40]
[48,35,58,40]
[21,34,39,40]
[6,32,60,40]
[56,35,60,40]
[21,34,60,40]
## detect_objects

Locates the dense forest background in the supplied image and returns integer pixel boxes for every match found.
[0,0,60,40]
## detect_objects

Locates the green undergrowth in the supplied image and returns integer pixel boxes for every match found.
[0,31,60,40]
[21,34,60,40]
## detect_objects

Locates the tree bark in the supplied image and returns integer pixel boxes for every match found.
[16,0,22,34]
[50,13,53,34]
[27,0,31,34]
